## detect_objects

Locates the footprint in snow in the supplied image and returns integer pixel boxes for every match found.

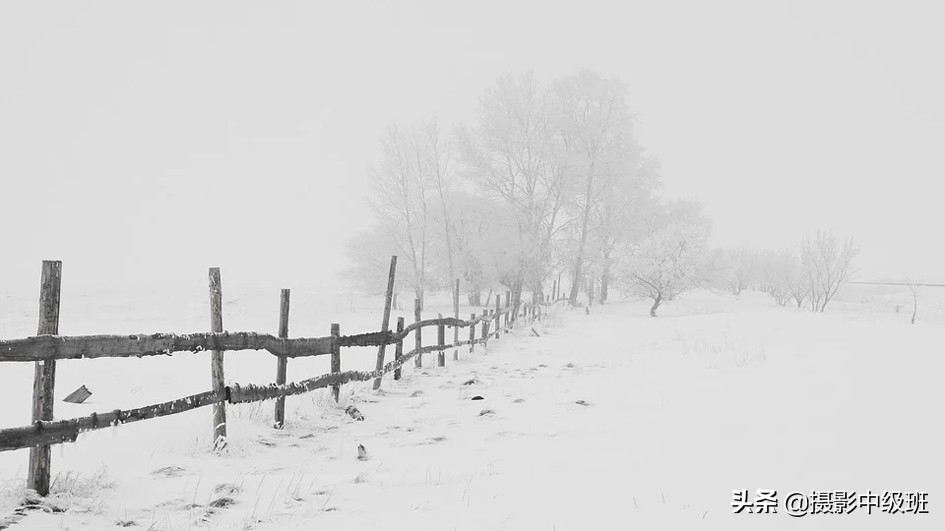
[151,465,186,478]
[213,483,241,496]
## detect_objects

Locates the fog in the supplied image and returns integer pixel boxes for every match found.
[2,0,943,297]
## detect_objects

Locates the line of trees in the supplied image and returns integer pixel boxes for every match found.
[346,70,677,311]
[345,69,859,318]
[707,229,860,312]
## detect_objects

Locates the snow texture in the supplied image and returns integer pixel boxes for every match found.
[1,288,943,530]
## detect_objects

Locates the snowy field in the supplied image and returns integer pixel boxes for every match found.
[1,283,943,530]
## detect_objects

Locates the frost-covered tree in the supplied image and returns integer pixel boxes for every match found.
[456,72,568,309]
[707,247,757,296]
[431,191,500,305]
[551,70,640,305]
[779,251,809,308]
[800,229,859,312]
[352,69,663,310]
[592,165,659,304]
[619,207,710,316]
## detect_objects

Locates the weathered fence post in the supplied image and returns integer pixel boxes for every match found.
[482,309,489,346]
[494,298,501,339]
[453,278,460,361]
[552,279,558,302]
[330,323,341,402]
[469,312,476,354]
[437,315,446,367]
[27,260,62,497]
[373,255,397,390]
[394,317,405,381]
[208,267,227,451]
[414,298,423,368]
[274,289,290,429]
[505,291,511,329]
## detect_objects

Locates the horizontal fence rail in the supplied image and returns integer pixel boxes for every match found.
[0,332,334,363]
[0,311,515,363]
[0,390,226,451]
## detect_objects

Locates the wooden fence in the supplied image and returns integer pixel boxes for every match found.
[0,259,547,496]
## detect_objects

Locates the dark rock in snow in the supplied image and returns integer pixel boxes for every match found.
[357,443,368,461]
[345,405,365,421]
[208,497,236,508]
[471,395,485,401]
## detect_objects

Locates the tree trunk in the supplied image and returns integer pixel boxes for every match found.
[532,281,543,304]
[415,285,424,311]
[600,268,609,304]
[511,275,525,319]
[569,162,596,306]
[649,293,662,317]
[467,290,481,307]
[568,264,582,306]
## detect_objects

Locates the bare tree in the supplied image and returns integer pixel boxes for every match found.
[783,252,809,308]
[414,119,456,291]
[441,191,498,305]
[366,125,431,309]
[708,247,757,296]
[800,229,859,312]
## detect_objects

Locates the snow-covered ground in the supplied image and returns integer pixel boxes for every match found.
[1,286,943,530]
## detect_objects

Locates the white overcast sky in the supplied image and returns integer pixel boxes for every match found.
[1,0,943,294]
